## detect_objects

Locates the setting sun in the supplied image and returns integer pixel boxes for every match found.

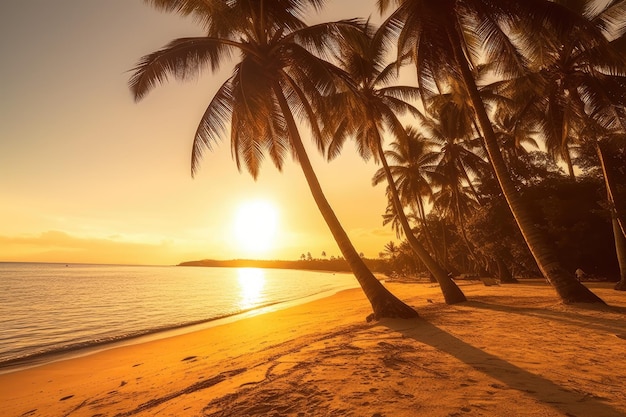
[233,200,279,256]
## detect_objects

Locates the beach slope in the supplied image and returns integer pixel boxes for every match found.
[2,281,626,416]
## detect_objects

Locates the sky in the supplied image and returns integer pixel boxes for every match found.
[0,0,402,266]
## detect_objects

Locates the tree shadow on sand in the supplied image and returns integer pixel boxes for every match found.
[379,318,624,417]
[463,298,626,335]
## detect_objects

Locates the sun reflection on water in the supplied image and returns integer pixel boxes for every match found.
[237,268,266,310]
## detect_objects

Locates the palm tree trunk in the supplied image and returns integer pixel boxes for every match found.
[376,140,466,303]
[563,145,576,181]
[445,21,604,304]
[414,199,441,265]
[612,217,626,290]
[597,140,626,237]
[456,211,490,277]
[596,141,626,290]
[274,86,418,319]
[495,256,517,283]
[441,219,450,273]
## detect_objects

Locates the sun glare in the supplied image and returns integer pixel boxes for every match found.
[233,200,279,256]
[237,268,266,309]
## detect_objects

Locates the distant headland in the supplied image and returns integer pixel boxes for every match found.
[178,258,388,274]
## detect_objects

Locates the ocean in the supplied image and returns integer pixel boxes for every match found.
[0,262,359,371]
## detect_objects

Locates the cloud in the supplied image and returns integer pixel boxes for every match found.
[350,227,394,239]
[0,230,183,265]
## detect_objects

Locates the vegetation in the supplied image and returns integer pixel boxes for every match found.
[130,0,417,319]
[326,22,466,303]
[179,257,390,274]
[134,0,626,316]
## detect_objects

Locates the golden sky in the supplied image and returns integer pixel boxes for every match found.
[0,0,401,265]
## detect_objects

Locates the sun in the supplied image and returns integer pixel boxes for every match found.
[233,200,279,256]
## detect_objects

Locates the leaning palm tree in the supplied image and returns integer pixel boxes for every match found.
[491,104,542,185]
[327,23,466,303]
[597,135,626,290]
[416,99,490,274]
[375,128,443,267]
[581,120,626,290]
[535,0,626,287]
[130,0,417,319]
[378,0,605,303]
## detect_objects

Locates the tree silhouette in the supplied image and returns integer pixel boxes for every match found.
[130,0,417,318]
[378,0,605,303]
[328,22,465,303]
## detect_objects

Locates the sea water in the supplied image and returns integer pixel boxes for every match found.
[0,262,358,370]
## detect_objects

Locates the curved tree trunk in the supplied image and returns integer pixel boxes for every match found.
[376,141,466,304]
[414,199,446,269]
[596,141,626,290]
[274,87,418,319]
[597,140,626,238]
[413,201,435,260]
[453,192,491,277]
[612,217,626,290]
[457,216,491,277]
[563,145,576,181]
[445,21,604,304]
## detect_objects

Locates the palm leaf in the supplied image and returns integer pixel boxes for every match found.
[129,37,237,101]
[191,76,235,176]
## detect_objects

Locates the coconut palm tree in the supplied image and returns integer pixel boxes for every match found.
[421,84,503,273]
[130,0,417,319]
[378,0,606,303]
[534,0,626,287]
[374,127,439,258]
[527,0,626,180]
[327,23,466,303]
[491,105,542,184]
[596,136,626,290]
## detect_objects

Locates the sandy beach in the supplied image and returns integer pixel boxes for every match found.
[2,280,625,417]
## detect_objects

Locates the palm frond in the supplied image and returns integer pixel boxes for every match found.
[129,37,237,101]
[142,0,231,31]
[280,70,327,155]
[191,76,235,176]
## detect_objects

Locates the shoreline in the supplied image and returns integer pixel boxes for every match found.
[2,281,626,417]
[0,282,359,375]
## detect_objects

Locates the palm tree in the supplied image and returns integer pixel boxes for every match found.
[130,0,417,319]
[491,104,542,185]
[486,0,626,229]
[378,0,605,303]
[327,23,466,303]
[374,127,441,264]
[412,108,485,274]
[540,0,626,288]
[597,137,626,290]
[526,0,626,180]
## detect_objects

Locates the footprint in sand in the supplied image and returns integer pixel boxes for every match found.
[59,395,74,401]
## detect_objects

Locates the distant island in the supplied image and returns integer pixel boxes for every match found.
[178,258,388,274]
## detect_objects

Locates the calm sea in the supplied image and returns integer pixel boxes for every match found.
[0,262,358,371]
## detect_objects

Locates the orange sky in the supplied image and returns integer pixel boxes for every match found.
[0,0,403,265]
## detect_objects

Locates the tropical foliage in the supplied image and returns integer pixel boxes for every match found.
[130,0,418,319]
[133,0,626,314]
[376,0,626,302]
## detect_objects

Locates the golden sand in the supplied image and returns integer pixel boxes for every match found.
[2,280,625,416]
